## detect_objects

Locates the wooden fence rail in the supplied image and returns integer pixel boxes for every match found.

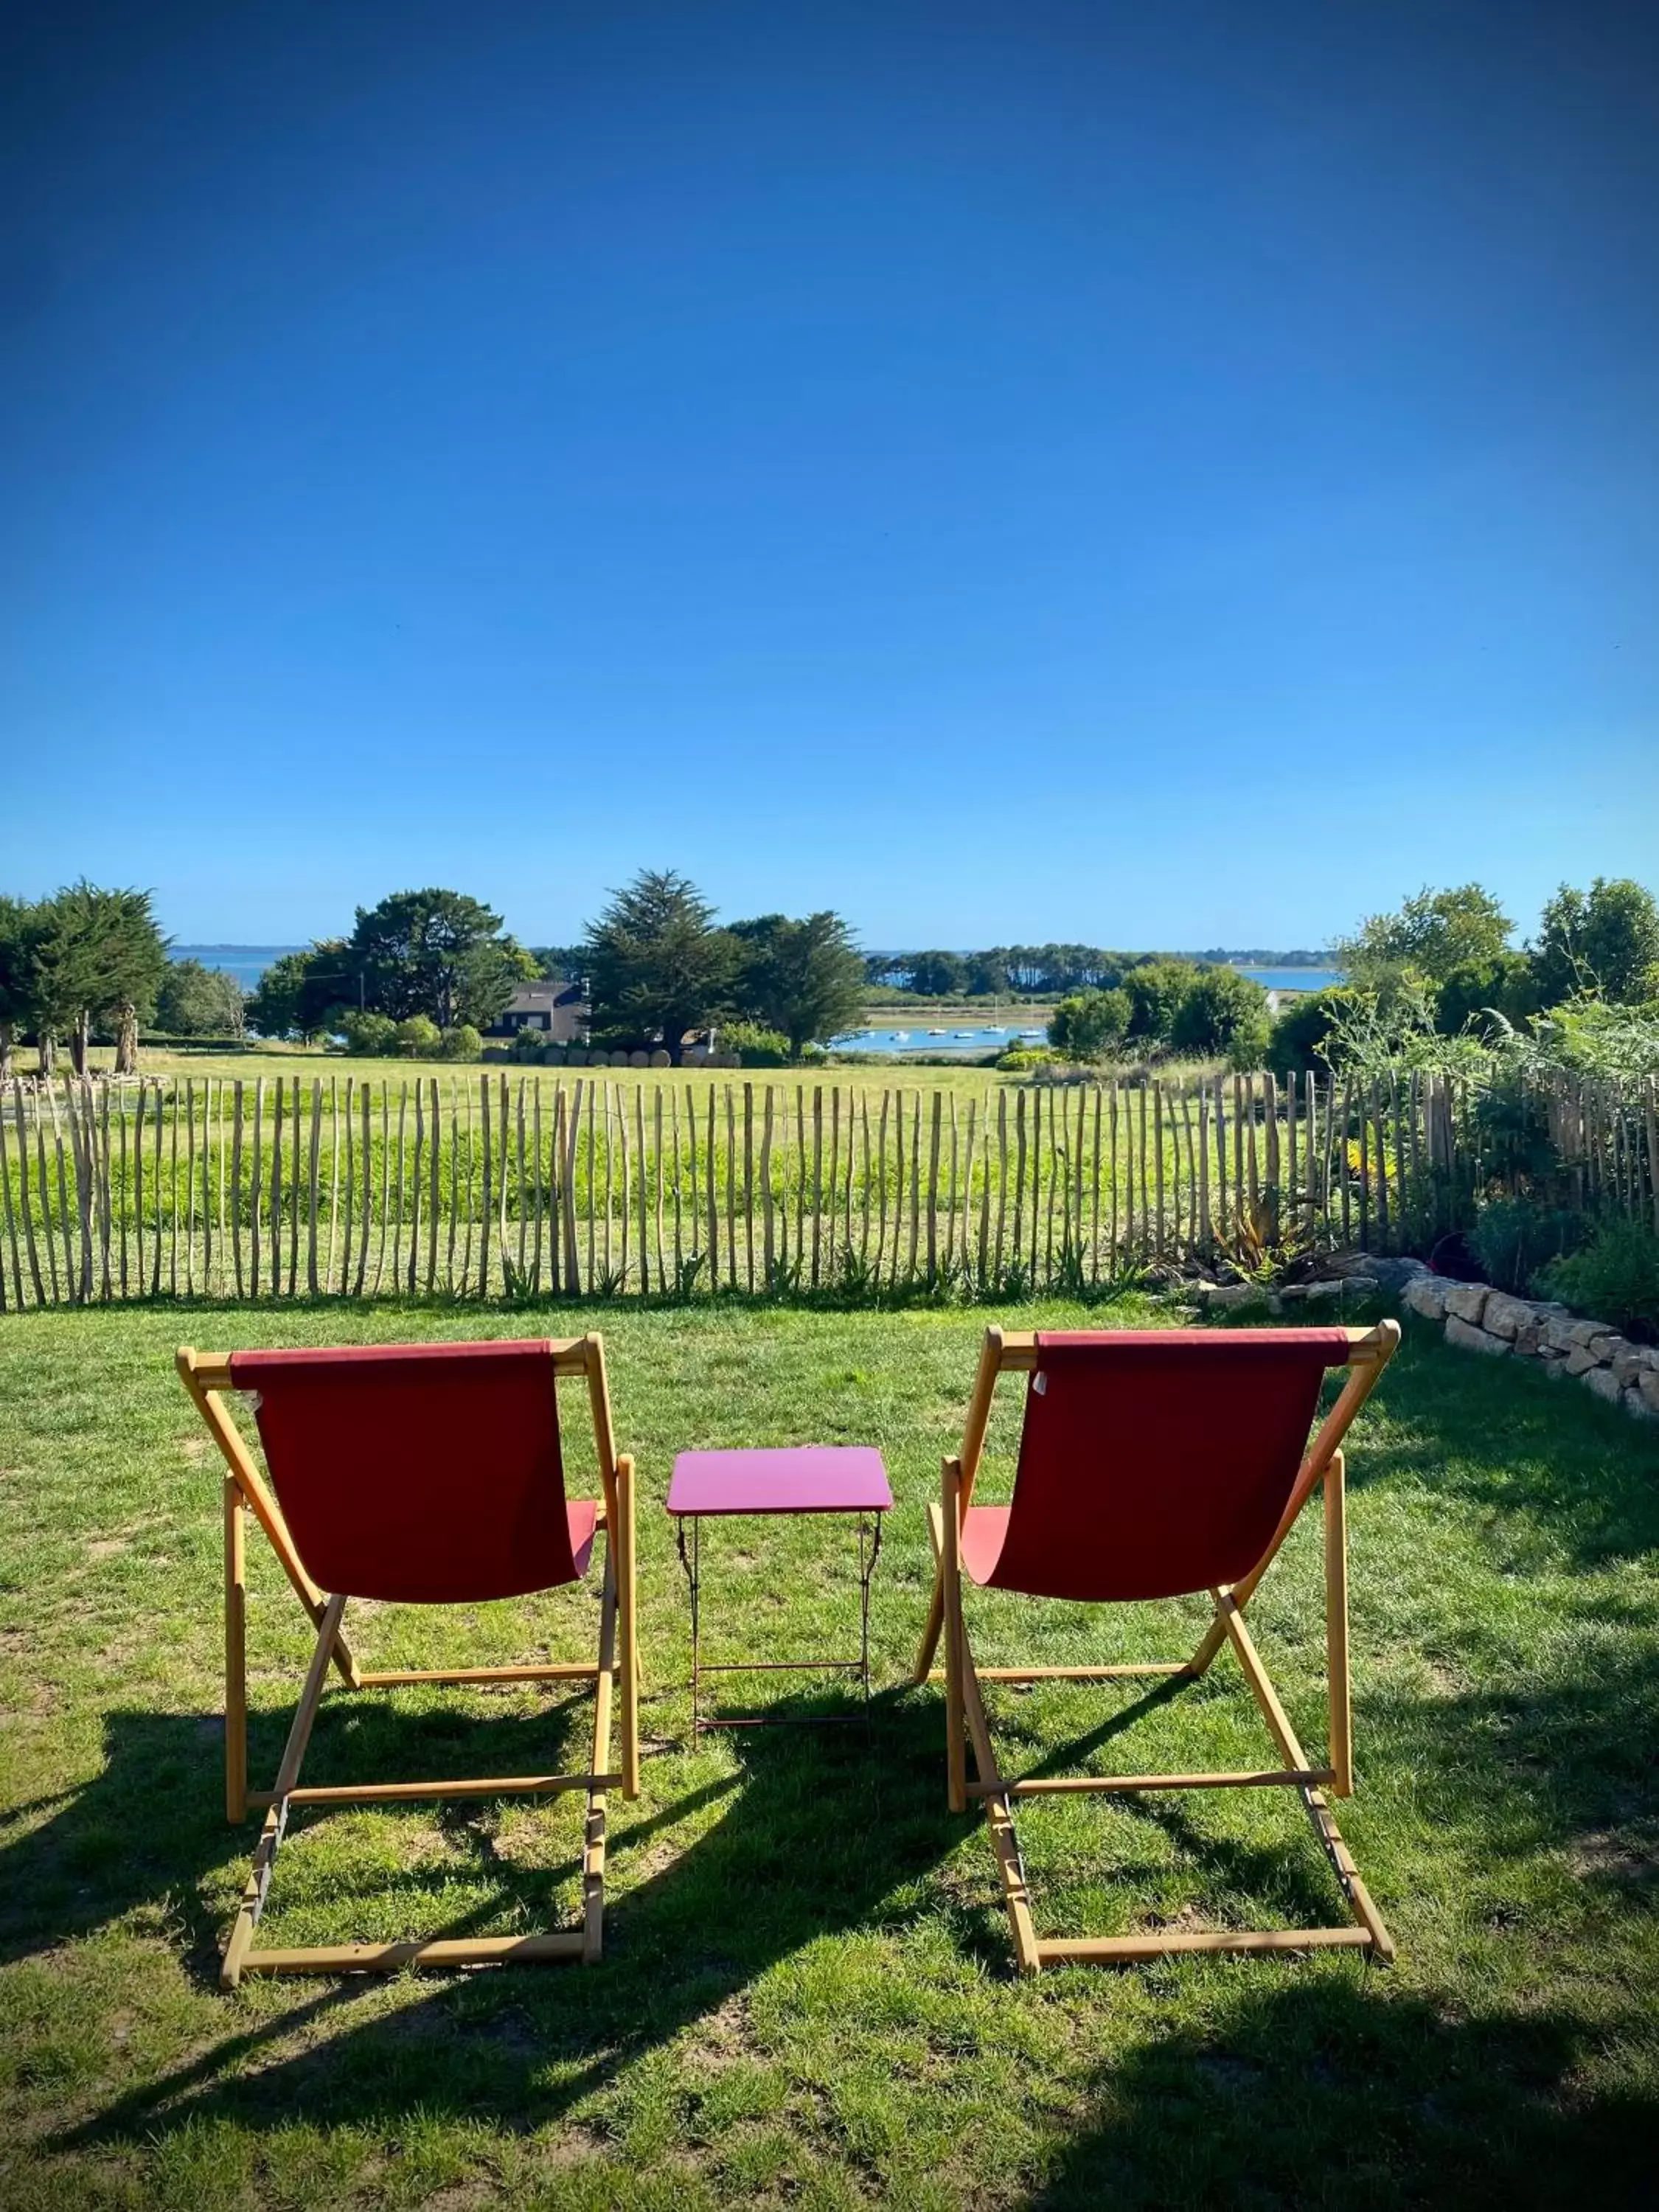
[0,1068,1654,1312]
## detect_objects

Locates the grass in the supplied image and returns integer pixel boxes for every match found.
[63,1048,1228,1098]
[67,1049,1026,1095]
[1,1295,1657,2208]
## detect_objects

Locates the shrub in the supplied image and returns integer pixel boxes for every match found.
[1472,1078,1561,1187]
[1123,960,1203,1046]
[394,1015,442,1058]
[1170,968,1270,1067]
[1469,1195,1588,1295]
[996,1046,1056,1071]
[720,1019,791,1067]
[1436,953,1536,1038]
[1537,1218,1659,1338]
[156,959,245,1038]
[1267,986,1369,1077]
[439,1023,482,1061]
[340,1010,398,1056]
[1048,989,1130,1062]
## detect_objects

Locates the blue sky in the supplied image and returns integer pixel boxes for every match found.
[2,1,1655,950]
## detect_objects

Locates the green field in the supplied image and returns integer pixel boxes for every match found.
[2,1299,1656,2207]
[69,1048,1033,1094]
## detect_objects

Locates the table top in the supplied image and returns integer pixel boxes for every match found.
[667,1445,892,1517]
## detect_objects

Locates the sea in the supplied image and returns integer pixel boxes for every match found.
[171,945,306,991]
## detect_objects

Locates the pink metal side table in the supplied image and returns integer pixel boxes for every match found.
[667,1446,894,1733]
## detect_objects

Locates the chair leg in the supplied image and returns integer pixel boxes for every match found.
[953,1610,1041,1976]
[912,1572,946,1686]
[223,1476,247,1825]
[583,1548,618,1964]
[616,1458,640,1801]
[1324,1453,1352,1798]
[222,1590,345,1990]
[941,1461,968,1815]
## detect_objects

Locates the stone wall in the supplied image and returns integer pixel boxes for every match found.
[1401,1271,1659,1424]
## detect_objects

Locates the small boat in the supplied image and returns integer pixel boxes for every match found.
[891,1031,910,1042]
[953,1029,975,1037]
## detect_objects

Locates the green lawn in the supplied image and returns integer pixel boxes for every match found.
[1,1298,1656,2208]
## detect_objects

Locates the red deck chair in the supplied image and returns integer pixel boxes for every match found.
[912,1321,1399,1974]
[178,1337,639,1987]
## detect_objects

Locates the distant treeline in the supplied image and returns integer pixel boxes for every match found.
[860,947,1330,997]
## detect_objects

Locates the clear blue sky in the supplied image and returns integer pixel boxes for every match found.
[3,1,1655,950]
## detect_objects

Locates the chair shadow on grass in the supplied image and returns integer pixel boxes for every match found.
[1028,1972,1659,2208]
[32,1677,975,2154]
[24,1599,1659,2184]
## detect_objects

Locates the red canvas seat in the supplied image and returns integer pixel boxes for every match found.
[956,1330,1351,1602]
[913,1321,1400,1975]
[179,1335,639,1989]
[230,1342,596,1601]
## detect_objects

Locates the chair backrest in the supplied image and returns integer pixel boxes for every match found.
[229,1341,579,1603]
[983,1329,1354,1603]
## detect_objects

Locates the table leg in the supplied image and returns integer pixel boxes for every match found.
[858,1513,884,1706]
[675,1515,701,1738]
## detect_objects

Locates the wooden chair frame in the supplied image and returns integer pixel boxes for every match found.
[911,1321,1399,1974]
[178,1335,639,1988]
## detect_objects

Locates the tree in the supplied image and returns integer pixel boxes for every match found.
[1434,952,1536,1039]
[1169,967,1270,1065]
[529,945,584,980]
[29,882,168,1074]
[347,889,532,1030]
[0,896,43,1082]
[730,911,866,1057]
[1048,988,1131,1062]
[964,950,1009,996]
[1267,987,1370,1077]
[1336,884,1512,990]
[155,959,245,1037]
[394,1015,442,1057]
[1122,959,1203,1046]
[908,950,966,997]
[246,950,331,1040]
[340,1010,398,1056]
[1531,878,1659,1006]
[583,869,740,1062]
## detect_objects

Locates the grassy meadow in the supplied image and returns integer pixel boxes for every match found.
[70,1047,1034,1096]
[1,1297,1657,2208]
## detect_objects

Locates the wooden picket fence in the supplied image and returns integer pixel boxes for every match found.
[0,1067,1655,1312]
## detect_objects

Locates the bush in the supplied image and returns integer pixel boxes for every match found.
[340,1010,398,1056]
[1267,986,1369,1077]
[439,1023,482,1061]
[1469,1195,1589,1295]
[1537,1218,1659,1338]
[1170,968,1270,1067]
[394,1015,442,1058]
[720,1019,791,1067]
[1436,953,1536,1038]
[1048,989,1130,1061]
[156,959,245,1038]
[1123,960,1203,1046]
[996,1046,1056,1071]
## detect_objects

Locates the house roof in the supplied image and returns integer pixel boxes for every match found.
[506,980,585,1010]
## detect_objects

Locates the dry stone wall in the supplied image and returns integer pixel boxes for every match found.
[1401,1270,1659,1423]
